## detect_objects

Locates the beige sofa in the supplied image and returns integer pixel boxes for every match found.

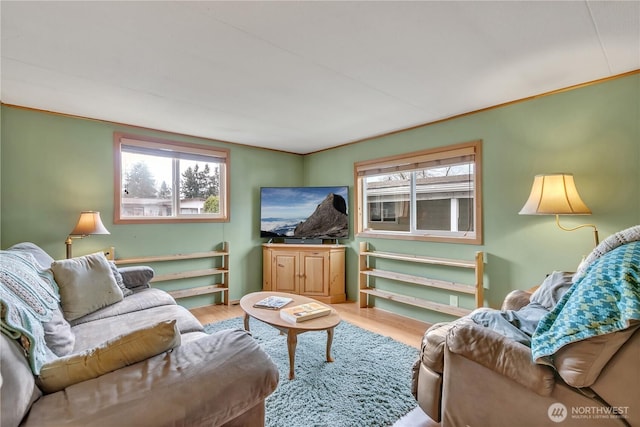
[1,243,279,427]
[412,230,640,427]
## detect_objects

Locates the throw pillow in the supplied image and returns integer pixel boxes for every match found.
[119,266,155,290]
[51,252,124,321]
[109,261,133,297]
[37,319,181,394]
[42,307,76,357]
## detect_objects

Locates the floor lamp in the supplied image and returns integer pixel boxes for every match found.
[65,211,110,258]
[519,173,599,247]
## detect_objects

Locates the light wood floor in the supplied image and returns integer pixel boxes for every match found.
[190,300,430,349]
[190,301,440,427]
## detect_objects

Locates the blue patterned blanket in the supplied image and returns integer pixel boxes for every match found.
[531,241,640,363]
[0,250,59,374]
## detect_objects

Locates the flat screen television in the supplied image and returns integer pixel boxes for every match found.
[260,186,349,240]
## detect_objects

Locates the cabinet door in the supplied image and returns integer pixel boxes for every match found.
[272,252,299,293]
[299,251,329,296]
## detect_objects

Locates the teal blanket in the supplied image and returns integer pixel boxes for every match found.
[0,250,59,374]
[532,241,640,362]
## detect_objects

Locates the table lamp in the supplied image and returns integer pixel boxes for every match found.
[65,211,110,258]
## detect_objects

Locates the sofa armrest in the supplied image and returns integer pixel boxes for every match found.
[22,329,279,426]
[501,287,537,311]
[118,266,154,291]
[420,318,475,373]
[446,322,555,396]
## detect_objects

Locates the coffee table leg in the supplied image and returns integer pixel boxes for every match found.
[326,327,335,363]
[287,330,297,380]
[243,313,250,331]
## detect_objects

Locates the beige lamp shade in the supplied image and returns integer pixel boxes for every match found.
[519,173,591,215]
[70,211,110,236]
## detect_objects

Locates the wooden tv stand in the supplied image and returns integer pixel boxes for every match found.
[262,243,346,304]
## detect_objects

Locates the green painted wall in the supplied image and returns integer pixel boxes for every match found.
[0,107,304,307]
[305,74,640,323]
[2,74,639,322]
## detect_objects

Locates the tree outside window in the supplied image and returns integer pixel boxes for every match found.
[114,133,229,223]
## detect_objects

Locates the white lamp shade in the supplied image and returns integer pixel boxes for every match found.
[519,174,592,215]
[70,211,110,235]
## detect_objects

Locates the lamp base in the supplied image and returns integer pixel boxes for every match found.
[65,237,73,259]
[65,235,85,258]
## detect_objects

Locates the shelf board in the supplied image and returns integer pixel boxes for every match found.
[360,287,472,317]
[361,250,476,269]
[360,269,476,295]
[168,284,228,300]
[113,250,228,265]
[151,268,228,283]
[108,243,230,306]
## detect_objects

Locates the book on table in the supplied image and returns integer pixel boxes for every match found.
[279,302,331,323]
[253,296,293,309]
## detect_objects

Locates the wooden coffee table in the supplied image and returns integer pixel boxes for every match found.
[239,291,341,380]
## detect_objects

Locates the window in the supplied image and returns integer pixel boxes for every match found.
[354,140,482,244]
[114,133,229,224]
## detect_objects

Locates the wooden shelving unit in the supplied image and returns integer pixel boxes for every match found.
[107,242,230,305]
[359,242,483,317]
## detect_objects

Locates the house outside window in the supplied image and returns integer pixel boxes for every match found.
[355,140,482,244]
[114,133,229,224]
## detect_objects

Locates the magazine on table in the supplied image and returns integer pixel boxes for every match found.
[253,295,293,310]
[280,302,331,323]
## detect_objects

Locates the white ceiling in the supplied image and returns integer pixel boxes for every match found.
[1,1,639,154]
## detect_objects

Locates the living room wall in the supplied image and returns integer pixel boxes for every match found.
[304,73,640,322]
[2,73,638,322]
[0,106,304,307]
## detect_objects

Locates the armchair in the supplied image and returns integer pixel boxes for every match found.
[412,226,640,427]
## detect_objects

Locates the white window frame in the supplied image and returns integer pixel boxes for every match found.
[354,140,482,244]
[114,132,230,224]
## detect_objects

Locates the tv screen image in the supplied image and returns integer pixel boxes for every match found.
[260,186,349,239]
